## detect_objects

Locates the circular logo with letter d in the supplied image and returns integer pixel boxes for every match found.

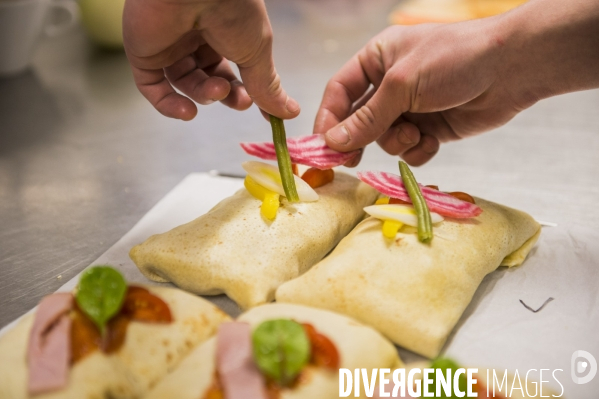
[571,350,597,384]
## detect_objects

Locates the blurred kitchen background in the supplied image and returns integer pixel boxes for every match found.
[1,0,598,329]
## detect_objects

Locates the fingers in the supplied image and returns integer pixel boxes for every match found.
[131,65,197,121]
[193,45,252,110]
[376,120,439,166]
[401,134,440,166]
[163,44,254,112]
[165,56,232,105]
[202,58,253,111]
[324,73,410,152]
[402,112,460,143]
[200,0,299,119]
[376,121,421,156]
[127,30,206,120]
[236,38,300,119]
[313,56,373,136]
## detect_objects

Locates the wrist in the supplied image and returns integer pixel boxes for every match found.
[495,0,599,105]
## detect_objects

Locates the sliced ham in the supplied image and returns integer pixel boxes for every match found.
[357,171,482,218]
[240,134,360,169]
[216,322,268,399]
[27,293,73,395]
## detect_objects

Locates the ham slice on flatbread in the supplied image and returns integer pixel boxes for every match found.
[0,286,229,399]
[129,172,378,309]
[26,293,73,396]
[276,198,541,358]
[145,303,402,399]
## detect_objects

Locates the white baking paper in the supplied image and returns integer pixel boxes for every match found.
[1,173,597,398]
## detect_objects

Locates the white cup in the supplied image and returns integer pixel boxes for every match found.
[0,0,79,77]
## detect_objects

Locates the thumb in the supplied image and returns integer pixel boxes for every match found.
[237,33,300,119]
[324,75,410,152]
[201,1,299,119]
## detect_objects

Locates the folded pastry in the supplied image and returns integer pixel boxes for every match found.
[130,162,378,309]
[276,171,540,358]
[145,303,402,399]
[0,266,229,399]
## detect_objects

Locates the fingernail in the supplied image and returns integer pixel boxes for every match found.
[422,138,438,154]
[327,125,350,145]
[397,126,415,145]
[206,99,215,105]
[285,97,300,114]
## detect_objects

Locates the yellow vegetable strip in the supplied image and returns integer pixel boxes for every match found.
[261,191,280,220]
[245,176,280,220]
[375,197,390,205]
[382,220,403,239]
[244,175,267,201]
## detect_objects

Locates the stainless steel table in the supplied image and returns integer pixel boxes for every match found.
[0,0,598,335]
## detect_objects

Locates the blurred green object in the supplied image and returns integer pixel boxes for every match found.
[79,0,124,48]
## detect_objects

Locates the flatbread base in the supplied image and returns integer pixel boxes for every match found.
[0,287,229,399]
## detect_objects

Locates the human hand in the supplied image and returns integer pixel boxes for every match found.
[315,0,599,167]
[123,0,300,121]
[314,20,518,166]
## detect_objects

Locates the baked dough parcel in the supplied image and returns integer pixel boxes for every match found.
[276,197,541,358]
[129,172,377,309]
[145,303,402,399]
[0,286,229,399]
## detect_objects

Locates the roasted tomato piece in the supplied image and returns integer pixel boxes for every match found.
[121,286,173,323]
[389,197,411,205]
[447,191,476,204]
[102,314,130,354]
[302,323,340,370]
[301,168,334,189]
[70,308,101,364]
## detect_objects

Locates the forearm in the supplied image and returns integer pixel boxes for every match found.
[496,0,599,106]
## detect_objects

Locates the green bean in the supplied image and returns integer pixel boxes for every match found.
[399,161,433,243]
[269,115,299,202]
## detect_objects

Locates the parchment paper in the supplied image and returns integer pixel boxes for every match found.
[2,173,597,398]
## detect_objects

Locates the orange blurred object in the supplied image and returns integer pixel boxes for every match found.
[389,197,411,205]
[122,286,173,323]
[447,191,476,204]
[301,168,335,189]
[302,323,340,370]
[390,0,528,25]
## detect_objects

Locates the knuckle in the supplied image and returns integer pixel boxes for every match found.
[354,104,377,129]
[247,72,282,101]
[387,68,409,89]
[261,28,274,45]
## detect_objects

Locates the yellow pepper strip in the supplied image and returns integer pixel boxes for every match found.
[375,197,390,205]
[382,219,403,239]
[245,176,280,220]
[261,191,280,220]
[244,175,268,201]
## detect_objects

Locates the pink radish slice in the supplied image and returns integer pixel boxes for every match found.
[357,171,482,218]
[240,134,360,169]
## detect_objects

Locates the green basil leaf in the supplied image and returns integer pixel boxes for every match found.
[252,319,310,386]
[428,357,468,398]
[75,266,127,335]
